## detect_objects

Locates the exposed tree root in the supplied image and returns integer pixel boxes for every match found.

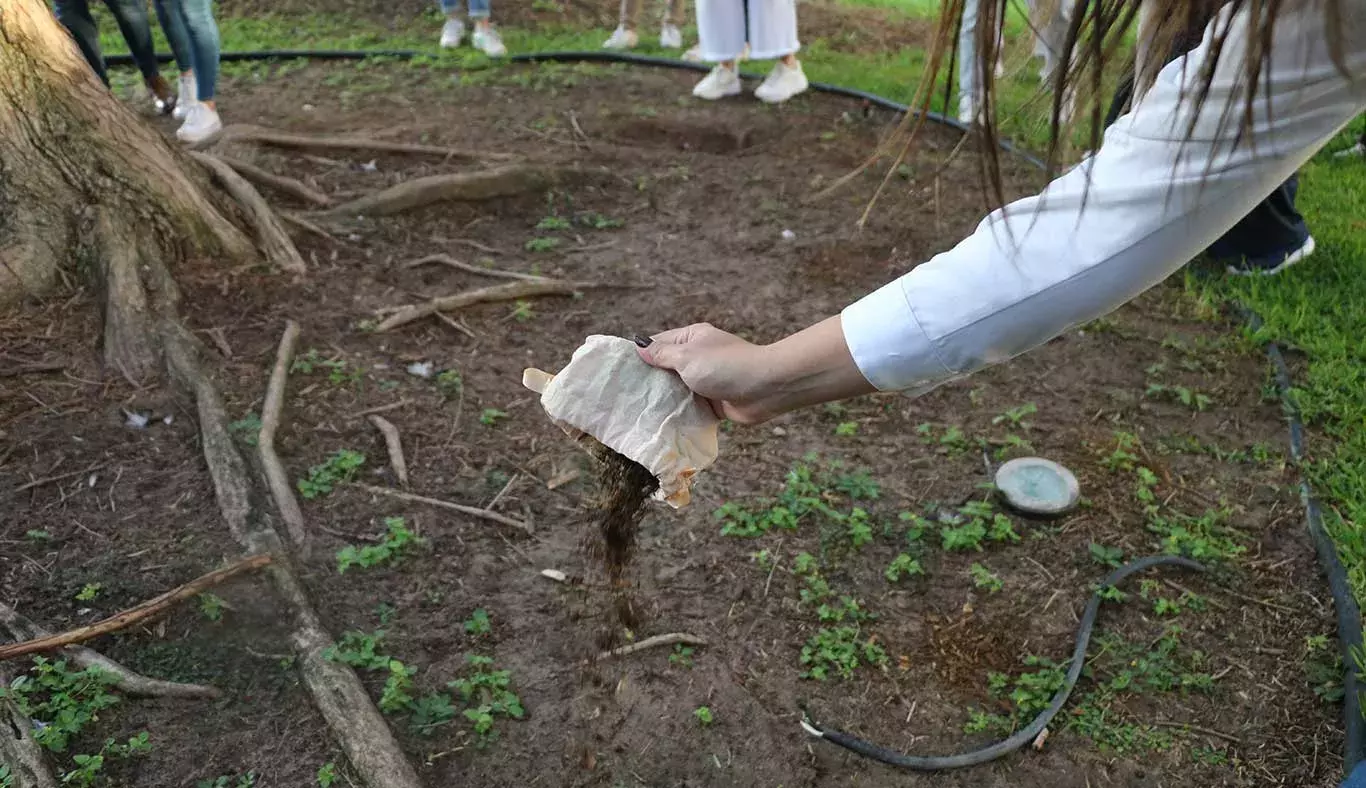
[367,415,409,488]
[214,155,333,208]
[281,212,341,244]
[353,483,532,533]
[597,632,709,661]
[0,665,58,788]
[0,555,271,661]
[191,152,307,275]
[219,123,517,162]
[327,165,567,218]
[258,320,308,549]
[0,603,219,699]
[376,278,627,332]
[402,253,544,282]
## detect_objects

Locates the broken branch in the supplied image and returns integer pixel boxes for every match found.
[0,554,272,661]
[214,155,333,207]
[367,415,409,488]
[597,633,709,661]
[402,253,544,282]
[191,152,306,275]
[258,321,308,549]
[327,165,565,218]
[352,483,531,534]
[376,279,626,332]
[220,123,516,162]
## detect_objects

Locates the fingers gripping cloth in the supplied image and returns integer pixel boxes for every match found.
[522,335,720,507]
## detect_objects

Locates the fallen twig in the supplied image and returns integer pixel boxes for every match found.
[402,253,544,282]
[597,632,709,661]
[0,554,271,661]
[258,321,308,549]
[11,462,104,495]
[191,152,306,275]
[563,241,616,255]
[0,363,64,377]
[485,473,519,511]
[327,165,565,218]
[220,123,516,162]
[347,400,409,420]
[281,212,342,244]
[376,279,627,332]
[0,602,219,699]
[436,312,478,339]
[214,155,333,207]
[368,415,409,488]
[447,238,505,255]
[1150,720,1242,744]
[352,483,531,533]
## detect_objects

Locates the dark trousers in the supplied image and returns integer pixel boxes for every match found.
[1105,57,1310,260]
[54,0,163,87]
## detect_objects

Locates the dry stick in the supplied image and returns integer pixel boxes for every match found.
[191,152,307,275]
[281,211,342,243]
[158,321,423,788]
[402,253,545,282]
[377,279,624,333]
[352,483,531,533]
[436,312,477,339]
[597,633,709,661]
[220,123,516,162]
[1149,720,1242,744]
[448,237,504,255]
[258,321,308,549]
[0,554,271,661]
[367,415,409,488]
[347,399,409,420]
[214,154,334,207]
[11,462,104,494]
[327,164,561,218]
[0,602,219,699]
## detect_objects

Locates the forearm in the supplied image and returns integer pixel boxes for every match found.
[749,316,875,416]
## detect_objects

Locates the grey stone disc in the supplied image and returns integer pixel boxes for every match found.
[995,457,1080,516]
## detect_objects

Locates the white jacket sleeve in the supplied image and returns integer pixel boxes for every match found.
[841,2,1366,394]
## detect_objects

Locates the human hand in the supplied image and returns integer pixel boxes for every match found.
[637,316,876,425]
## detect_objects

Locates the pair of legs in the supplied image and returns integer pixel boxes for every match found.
[693,0,806,104]
[438,0,506,56]
[53,0,174,110]
[956,0,1072,122]
[154,0,223,142]
[603,0,688,50]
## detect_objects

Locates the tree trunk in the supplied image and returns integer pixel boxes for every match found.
[0,0,253,377]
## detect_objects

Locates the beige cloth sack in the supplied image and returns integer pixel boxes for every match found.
[522,335,719,507]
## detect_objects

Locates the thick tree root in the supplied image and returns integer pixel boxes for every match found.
[0,603,219,699]
[214,155,333,208]
[258,321,308,550]
[376,278,626,332]
[219,123,517,162]
[0,667,58,788]
[0,555,271,661]
[191,153,307,275]
[327,164,566,218]
[367,415,409,488]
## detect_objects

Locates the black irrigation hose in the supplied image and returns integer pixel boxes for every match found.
[105,48,1048,170]
[801,555,1207,771]
[106,43,1363,777]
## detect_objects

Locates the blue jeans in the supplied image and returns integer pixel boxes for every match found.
[154,0,221,102]
[54,0,163,87]
[440,0,490,19]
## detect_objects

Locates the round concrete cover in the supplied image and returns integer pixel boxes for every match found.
[995,457,1080,516]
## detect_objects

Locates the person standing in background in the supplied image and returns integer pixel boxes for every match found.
[153,0,224,143]
[54,0,178,114]
[437,0,507,57]
[692,0,806,104]
[603,0,689,51]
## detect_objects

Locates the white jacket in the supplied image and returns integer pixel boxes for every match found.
[842,1,1366,394]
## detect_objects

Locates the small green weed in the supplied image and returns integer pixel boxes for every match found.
[846,508,874,548]
[1103,431,1142,471]
[510,301,535,322]
[379,660,416,714]
[693,706,714,726]
[60,733,151,787]
[1145,383,1213,412]
[0,658,120,752]
[992,403,1037,429]
[292,349,362,386]
[578,212,623,229]
[435,370,463,400]
[450,654,525,744]
[1089,543,1125,568]
[525,237,560,252]
[884,553,924,583]
[409,692,458,735]
[228,413,262,446]
[464,608,492,636]
[324,629,390,671]
[1304,633,1345,703]
[669,645,695,669]
[535,215,571,231]
[297,449,365,499]
[479,408,508,427]
[197,772,256,788]
[317,763,337,788]
[800,626,888,681]
[969,564,1002,592]
[75,583,102,602]
[336,517,423,574]
[25,529,51,543]
[940,516,987,551]
[199,592,225,622]
[834,421,859,436]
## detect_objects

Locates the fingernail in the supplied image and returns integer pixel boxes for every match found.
[633,334,653,348]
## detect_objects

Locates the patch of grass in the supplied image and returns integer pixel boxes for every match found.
[1145,382,1213,412]
[479,408,509,427]
[992,402,1037,429]
[799,625,889,681]
[917,423,972,456]
[969,563,1003,592]
[936,501,1020,551]
[1303,633,1345,703]
[714,457,877,538]
[1102,431,1142,471]
[524,236,561,252]
[75,583,102,602]
[324,629,391,671]
[693,705,714,726]
[834,420,859,436]
[297,449,366,499]
[291,349,363,386]
[535,215,571,231]
[449,654,526,744]
[336,516,423,573]
[58,734,152,788]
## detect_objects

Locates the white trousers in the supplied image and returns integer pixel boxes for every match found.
[958,0,1074,101]
[697,0,799,62]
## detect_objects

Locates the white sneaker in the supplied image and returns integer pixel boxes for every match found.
[603,25,638,49]
[173,73,197,120]
[1334,141,1366,159]
[440,17,466,48]
[753,61,808,104]
[472,26,506,57]
[176,103,222,144]
[682,44,703,62]
[659,23,683,49]
[692,65,741,100]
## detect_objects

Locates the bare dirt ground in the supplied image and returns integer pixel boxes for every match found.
[0,61,1342,787]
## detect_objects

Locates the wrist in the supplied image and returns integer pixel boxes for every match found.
[748,316,874,418]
